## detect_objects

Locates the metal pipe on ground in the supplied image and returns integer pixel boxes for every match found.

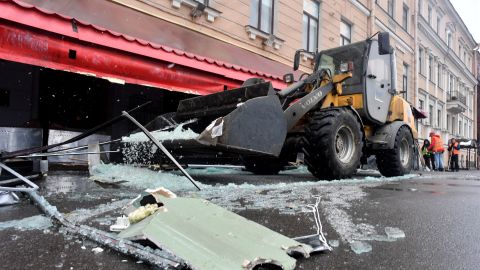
[122,111,201,191]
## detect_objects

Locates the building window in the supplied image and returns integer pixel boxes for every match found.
[447,115,451,132]
[437,108,441,128]
[194,0,209,5]
[448,74,454,94]
[302,0,319,52]
[436,17,440,33]
[419,47,424,74]
[458,119,463,135]
[427,5,432,24]
[402,63,408,99]
[437,63,442,87]
[429,104,434,125]
[419,99,424,110]
[402,5,409,30]
[428,55,433,81]
[387,0,395,17]
[446,31,452,48]
[250,0,275,34]
[418,0,423,15]
[340,20,351,45]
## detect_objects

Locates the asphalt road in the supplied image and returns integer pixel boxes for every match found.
[1,168,480,270]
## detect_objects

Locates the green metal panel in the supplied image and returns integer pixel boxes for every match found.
[119,197,311,270]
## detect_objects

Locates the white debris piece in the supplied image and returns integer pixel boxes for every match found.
[121,123,198,143]
[91,247,104,254]
[0,215,53,231]
[350,241,372,254]
[329,240,340,247]
[385,227,406,239]
[110,215,130,232]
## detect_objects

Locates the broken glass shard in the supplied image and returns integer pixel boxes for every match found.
[385,227,405,239]
[350,241,372,254]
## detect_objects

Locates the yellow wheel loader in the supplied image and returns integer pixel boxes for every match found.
[133,32,417,180]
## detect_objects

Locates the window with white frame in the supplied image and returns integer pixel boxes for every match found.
[436,16,440,33]
[402,4,409,30]
[437,108,442,128]
[419,47,424,74]
[448,74,454,94]
[446,31,452,48]
[427,5,432,24]
[302,0,319,52]
[387,0,395,17]
[428,55,433,81]
[437,63,442,87]
[459,119,462,136]
[340,20,351,45]
[429,104,434,125]
[402,63,408,99]
[250,0,275,34]
[447,115,451,133]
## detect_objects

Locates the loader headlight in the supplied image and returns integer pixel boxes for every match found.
[339,61,354,73]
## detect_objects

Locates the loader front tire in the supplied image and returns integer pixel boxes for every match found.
[376,126,413,177]
[303,108,363,180]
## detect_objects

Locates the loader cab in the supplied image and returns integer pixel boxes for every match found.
[313,33,396,125]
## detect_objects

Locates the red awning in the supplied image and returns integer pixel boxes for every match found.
[0,0,287,94]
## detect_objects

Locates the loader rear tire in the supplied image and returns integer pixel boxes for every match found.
[302,108,363,180]
[376,126,413,177]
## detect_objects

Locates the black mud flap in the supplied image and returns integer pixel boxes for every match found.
[195,95,287,157]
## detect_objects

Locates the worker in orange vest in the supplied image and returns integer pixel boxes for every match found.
[448,138,460,172]
[428,132,445,171]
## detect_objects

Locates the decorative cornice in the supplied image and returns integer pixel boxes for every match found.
[171,0,221,22]
[245,26,284,50]
[349,0,370,16]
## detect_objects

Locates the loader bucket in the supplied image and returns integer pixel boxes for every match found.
[196,94,288,157]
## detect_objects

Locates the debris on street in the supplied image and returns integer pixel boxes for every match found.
[0,191,19,205]
[91,247,104,254]
[119,196,313,270]
[0,214,53,231]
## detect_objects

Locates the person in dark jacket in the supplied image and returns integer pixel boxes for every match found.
[448,138,460,172]
[421,139,434,170]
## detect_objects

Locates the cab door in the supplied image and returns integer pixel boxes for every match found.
[365,40,394,124]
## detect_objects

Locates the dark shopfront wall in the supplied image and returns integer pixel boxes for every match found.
[0,59,194,148]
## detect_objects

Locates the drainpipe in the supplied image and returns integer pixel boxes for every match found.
[367,0,375,37]
[414,0,419,108]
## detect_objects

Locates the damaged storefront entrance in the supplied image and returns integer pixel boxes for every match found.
[0,59,195,169]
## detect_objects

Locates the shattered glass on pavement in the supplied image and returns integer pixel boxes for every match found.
[0,215,53,231]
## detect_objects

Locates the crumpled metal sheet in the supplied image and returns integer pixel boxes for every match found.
[119,197,312,270]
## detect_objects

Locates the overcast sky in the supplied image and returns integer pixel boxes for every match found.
[450,0,480,43]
